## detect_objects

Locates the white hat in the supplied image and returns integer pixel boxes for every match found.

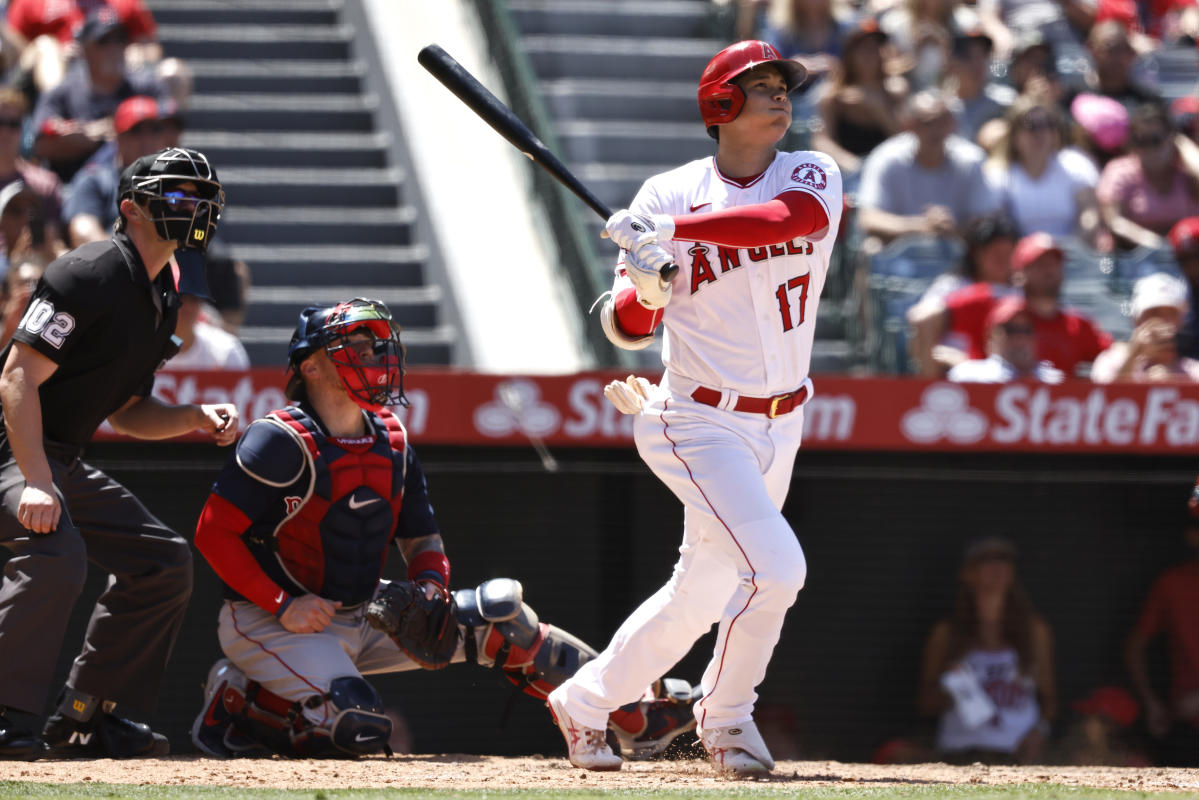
[1132,272,1190,321]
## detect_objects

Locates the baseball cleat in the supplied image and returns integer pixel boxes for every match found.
[547,688,621,771]
[608,678,699,760]
[0,708,46,760]
[700,720,775,777]
[42,711,169,759]
[190,658,271,758]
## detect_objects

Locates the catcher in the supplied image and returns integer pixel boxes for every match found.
[189,297,698,759]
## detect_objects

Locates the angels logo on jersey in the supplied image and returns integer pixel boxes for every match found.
[791,163,827,190]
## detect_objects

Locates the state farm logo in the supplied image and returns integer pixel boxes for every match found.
[474,379,560,437]
[901,384,987,444]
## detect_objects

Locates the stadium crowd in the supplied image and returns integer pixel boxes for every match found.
[0,0,247,364]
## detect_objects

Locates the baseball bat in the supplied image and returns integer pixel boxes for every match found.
[416,44,678,281]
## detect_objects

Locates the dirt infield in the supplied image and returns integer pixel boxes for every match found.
[3,756,1199,792]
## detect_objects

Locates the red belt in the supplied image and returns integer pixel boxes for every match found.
[690,385,808,418]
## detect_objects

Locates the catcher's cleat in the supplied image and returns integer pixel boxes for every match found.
[191,659,272,758]
[547,688,621,771]
[608,679,699,761]
[699,720,775,777]
[0,708,46,760]
[43,711,168,759]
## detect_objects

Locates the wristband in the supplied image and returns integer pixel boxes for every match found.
[407,549,450,588]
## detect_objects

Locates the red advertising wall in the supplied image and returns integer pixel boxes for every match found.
[112,368,1199,454]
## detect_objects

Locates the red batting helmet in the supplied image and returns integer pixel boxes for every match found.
[697,40,807,134]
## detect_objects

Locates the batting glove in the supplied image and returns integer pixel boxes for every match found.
[603,210,675,252]
[621,243,674,310]
[604,375,654,414]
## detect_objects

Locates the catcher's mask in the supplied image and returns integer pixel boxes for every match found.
[118,146,224,252]
[288,298,408,411]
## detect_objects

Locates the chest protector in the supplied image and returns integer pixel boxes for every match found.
[268,406,408,605]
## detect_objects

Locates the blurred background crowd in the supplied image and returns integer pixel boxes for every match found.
[709,0,1199,381]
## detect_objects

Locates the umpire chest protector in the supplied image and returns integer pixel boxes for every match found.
[267,406,408,605]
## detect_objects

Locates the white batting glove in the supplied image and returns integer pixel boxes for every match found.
[604,375,654,415]
[603,210,675,252]
[621,243,673,309]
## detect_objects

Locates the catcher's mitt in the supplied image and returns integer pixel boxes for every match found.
[366,580,460,669]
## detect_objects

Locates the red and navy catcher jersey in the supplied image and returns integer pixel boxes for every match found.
[203,403,437,606]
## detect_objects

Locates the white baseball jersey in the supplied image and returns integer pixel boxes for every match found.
[553,149,844,743]
[627,150,842,398]
[937,647,1041,754]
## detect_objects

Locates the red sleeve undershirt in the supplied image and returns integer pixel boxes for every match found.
[613,191,829,336]
[195,493,291,614]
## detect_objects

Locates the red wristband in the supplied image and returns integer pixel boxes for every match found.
[407,550,450,588]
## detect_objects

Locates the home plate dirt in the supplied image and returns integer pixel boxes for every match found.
[3,757,1199,792]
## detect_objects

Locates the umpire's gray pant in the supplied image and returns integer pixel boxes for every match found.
[0,451,192,717]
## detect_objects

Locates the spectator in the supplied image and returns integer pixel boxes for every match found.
[1056,686,1151,766]
[907,211,1020,376]
[1124,479,1199,767]
[31,8,166,182]
[916,233,1112,376]
[947,296,1065,382]
[761,0,855,84]
[1173,96,1199,148]
[64,94,165,247]
[0,251,46,349]
[878,0,977,90]
[985,96,1105,246]
[1091,272,1199,381]
[7,0,160,94]
[975,0,1096,55]
[857,88,1000,246]
[1071,21,1162,115]
[1168,217,1199,360]
[1070,92,1130,170]
[1098,103,1199,250]
[916,537,1056,765]
[945,29,1014,147]
[813,18,906,175]
[0,86,63,252]
[160,268,249,371]
[0,181,55,271]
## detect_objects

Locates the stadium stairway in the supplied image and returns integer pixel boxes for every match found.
[504,0,858,372]
[146,0,456,367]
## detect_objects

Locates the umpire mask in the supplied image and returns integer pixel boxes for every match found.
[119,147,225,252]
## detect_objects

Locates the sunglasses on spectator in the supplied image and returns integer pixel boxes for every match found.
[1019,115,1053,132]
[1131,132,1168,148]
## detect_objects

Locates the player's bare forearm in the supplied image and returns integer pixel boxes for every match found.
[0,343,57,487]
[107,396,206,440]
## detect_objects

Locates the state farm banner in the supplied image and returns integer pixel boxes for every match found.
[94,368,1199,454]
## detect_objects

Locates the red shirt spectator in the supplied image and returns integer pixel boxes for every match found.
[7,0,156,44]
[946,233,1112,372]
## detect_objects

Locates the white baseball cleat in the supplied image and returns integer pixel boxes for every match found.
[547,689,622,771]
[700,720,775,777]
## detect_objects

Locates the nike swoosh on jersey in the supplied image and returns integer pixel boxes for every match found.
[348,495,380,510]
[689,202,711,212]
[355,733,377,742]
[274,590,285,604]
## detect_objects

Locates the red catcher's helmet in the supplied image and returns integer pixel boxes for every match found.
[697,40,807,134]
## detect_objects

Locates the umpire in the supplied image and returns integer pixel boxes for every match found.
[0,147,239,760]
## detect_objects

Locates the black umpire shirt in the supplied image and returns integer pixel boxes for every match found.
[0,233,181,456]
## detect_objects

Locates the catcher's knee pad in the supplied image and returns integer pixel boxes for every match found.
[455,577,597,700]
[291,677,392,758]
[229,677,391,759]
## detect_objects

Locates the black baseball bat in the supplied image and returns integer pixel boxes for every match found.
[416,44,678,282]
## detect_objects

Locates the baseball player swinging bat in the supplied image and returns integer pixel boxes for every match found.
[417,44,678,282]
